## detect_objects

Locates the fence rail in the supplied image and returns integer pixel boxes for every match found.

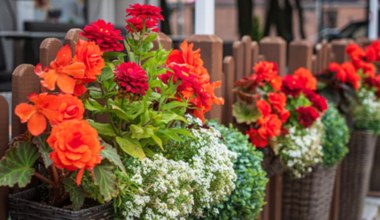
[0,29,356,219]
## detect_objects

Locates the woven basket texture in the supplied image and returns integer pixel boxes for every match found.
[369,136,380,193]
[9,187,114,220]
[339,131,377,220]
[282,164,337,220]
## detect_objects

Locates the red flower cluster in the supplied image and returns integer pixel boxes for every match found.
[328,62,361,90]
[114,62,149,96]
[238,62,290,148]
[125,4,163,33]
[81,19,124,52]
[364,41,380,62]
[346,43,377,77]
[296,106,320,128]
[282,68,316,97]
[161,41,223,121]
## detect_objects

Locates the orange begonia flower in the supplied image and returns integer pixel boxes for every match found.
[294,67,317,91]
[47,120,103,185]
[35,45,86,94]
[15,93,60,136]
[164,40,224,121]
[15,93,85,136]
[74,40,105,83]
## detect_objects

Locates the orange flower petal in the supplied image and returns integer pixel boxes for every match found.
[27,112,47,136]
[40,69,59,91]
[56,74,77,94]
[55,45,73,66]
[76,168,85,186]
[61,62,85,79]
[15,103,36,123]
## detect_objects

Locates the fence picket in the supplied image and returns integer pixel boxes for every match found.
[260,37,287,75]
[40,38,63,68]
[11,64,40,138]
[222,56,235,125]
[288,40,312,73]
[251,41,260,68]
[65,28,83,54]
[0,96,9,220]
[154,32,173,50]
[233,41,244,82]
[187,35,223,121]
[242,36,252,76]
[331,39,351,63]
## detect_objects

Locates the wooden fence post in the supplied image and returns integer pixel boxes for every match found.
[242,36,252,76]
[288,40,313,73]
[187,35,223,121]
[233,41,244,82]
[0,96,9,220]
[40,38,63,68]
[154,32,173,50]
[331,39,351,63]
[251,41,260,68]
[65,28,83,54]
[315,42,332,74]
[259,37,287,75]
[222,56,235,125]
[12,64,40,138]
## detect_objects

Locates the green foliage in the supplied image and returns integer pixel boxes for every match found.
[0,141,39,187]
[93,163,118,202]
[251,16,263,41]
[351,87,380,134]
[33,134,52,168]
[321,104,349,167]
[63,177,86,211]
[232,102,260,124]
[204,122,268,220]
[100,140,126,173]
[85,31,192,160]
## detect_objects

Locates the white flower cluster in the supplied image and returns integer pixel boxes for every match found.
[276,120,324,178]
[118,116,237,219]
[357,88,380,114]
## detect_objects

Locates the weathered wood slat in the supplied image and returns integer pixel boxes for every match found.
[0,96,9,220]
[288,40,313,73]
[242,36,252,76]
[222,56,235,125]
[40,38,63,68]
[232,41,244,83]
[260,37,286,75]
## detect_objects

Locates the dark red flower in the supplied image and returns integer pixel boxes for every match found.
[256,99,271,117]
[296,106,320,128]
[126,17,159,32]
[114,62,149,95]
[126,4,164,21]
[304,90,328,112]
[81,20,124,52]
[281,75,304,97]
[328,62,346,83]
[247,128,268,148]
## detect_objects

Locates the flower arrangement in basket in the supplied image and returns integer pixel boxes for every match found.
[0,4,267,219]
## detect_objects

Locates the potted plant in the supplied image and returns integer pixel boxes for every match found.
[318,46,379,220]
[2,3,241,219]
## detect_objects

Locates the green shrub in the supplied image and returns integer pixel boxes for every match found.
[203,122,268,220]
[322,104,349,167]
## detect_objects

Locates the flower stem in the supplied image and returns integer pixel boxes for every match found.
[34,172,55,186]
[51,165,59,186]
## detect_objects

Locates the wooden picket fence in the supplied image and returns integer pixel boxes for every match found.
[0,28,370,220]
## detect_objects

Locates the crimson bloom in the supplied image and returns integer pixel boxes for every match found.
[247,128,268,148]
[296,106,320,128]
[281,75,304,97]
[125,4,163,33]
[114,62,149,95]
[81,19,124,52]
[304,90,328,112]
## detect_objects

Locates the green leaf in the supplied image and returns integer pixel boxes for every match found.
[93,164,118,202]
[115,136,146,160]
[63,177,85,211]
[0,141,39,187]
[101,140,126,173]
[151,135,163,151]
[130,125,156,140]
[84,98,105,112]
[232,102,260,124]
[32,134,52,168]
[88,120,117,137]
[160,112,187,124]
[161,101,188,111]
[100,66,115,81]
[102,52,126,60]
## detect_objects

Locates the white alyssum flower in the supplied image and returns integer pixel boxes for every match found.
[118,115,237,219]
[277,119,324,178]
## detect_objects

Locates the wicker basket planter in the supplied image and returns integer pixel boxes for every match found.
[282,165,337,220]
[9,187,114,220]
[339,131,377,220]
[262,148,286,177]
[369,136,380,195]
